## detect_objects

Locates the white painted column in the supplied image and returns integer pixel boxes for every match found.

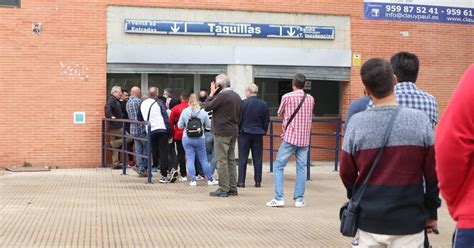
[226,65,253,99]
[226,65,254,160]
[141,73,148,92]
[194,74,200,95]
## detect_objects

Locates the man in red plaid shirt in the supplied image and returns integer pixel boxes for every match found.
[266,74,315,208]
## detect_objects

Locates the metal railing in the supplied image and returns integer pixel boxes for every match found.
[265,118,343,180]
[101,118,153,183]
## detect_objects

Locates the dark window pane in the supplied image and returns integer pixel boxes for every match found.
[148,74,194,97]
[0,0,20,7]
[255,78,340,117]
[106,73,141,96]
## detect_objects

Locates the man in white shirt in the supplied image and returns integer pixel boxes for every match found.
[141,87,178,183]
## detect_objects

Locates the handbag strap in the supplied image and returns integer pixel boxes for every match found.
[352,105,402,205]
[285,93,307,132]
[146,100,158,121]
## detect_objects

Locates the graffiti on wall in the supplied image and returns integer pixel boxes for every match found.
[60,63,89,81]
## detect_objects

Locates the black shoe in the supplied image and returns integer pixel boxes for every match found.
[255,182,261,188]
[112,163,122,170]
[168,169,179,183]
[209,189,229,197]
[237,183,245,188]
[228,189,238,196]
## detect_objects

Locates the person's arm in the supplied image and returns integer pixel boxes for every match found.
[435,66,474,210]
[339,122,358,199]
[105,98,114,118]
[202,111,211,130]
[263,102,270,133]
[277,95,286,118]
[158,101,171,133]
[422,119,441,221]
[432,98,439,127]
[169,108,177,136]
[204,93,224,112]
[178,109,187,129]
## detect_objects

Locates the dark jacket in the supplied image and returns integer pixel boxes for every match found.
[205,88,241,137]
[240,96,270,135]
[120,100,130,132]
[105,95,123,129]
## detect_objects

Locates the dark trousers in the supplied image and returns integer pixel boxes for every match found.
[174,140,187,177]
[151,131,169,177]
[238,133,263,184]
[454,228,474,247]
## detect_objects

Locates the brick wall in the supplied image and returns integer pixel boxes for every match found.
[1,0,472,167]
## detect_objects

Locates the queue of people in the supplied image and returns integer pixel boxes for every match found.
[105,54,473,247]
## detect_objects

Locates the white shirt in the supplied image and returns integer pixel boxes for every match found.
[140,98,167,132]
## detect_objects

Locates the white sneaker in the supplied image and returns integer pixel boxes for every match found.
[208,180,218,186]
[179,176,187,182]
[196,175,204,181]
[266,199,285,207]
[189,181,197,187]
[295,201,306,208]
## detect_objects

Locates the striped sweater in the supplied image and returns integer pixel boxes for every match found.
[340,105,441,235]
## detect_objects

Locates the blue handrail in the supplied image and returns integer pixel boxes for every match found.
[101,118,153,184]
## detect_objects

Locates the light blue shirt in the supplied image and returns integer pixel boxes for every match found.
[178,107,211,138]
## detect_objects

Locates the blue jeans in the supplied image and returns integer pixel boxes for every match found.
[273,141,309,201]
[134,135,148,170]
[205,132,218,175]
[182,137,213,182]
[454,228,474,247]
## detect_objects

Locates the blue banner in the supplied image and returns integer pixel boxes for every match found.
[124,19,335,40]
[364,1,474,25]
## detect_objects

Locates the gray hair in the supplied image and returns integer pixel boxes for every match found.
[246,83,258,94]
[148,87,159,99]
[215,74,231,88]
[110,85,121,95]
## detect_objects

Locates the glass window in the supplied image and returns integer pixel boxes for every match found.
[0,0,20,7]
[106,73,141,96]
[255,78,340,117]
[200,74,218,95]
[148,74,194,97]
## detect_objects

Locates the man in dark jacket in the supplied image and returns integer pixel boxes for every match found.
[105,85,124,168]
[237,83,270,188]
[205,74,242,197]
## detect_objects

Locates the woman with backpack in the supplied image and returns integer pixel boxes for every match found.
[178,94,218,186]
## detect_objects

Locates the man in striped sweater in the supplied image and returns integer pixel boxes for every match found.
[340,58,441,247]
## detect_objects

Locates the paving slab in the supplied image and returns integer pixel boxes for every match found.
[0,163,455,247]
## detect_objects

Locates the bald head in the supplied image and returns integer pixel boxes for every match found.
[130,86,141,97]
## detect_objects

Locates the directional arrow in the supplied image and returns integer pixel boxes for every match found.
[171,23,180,33]
[287,27,296,37]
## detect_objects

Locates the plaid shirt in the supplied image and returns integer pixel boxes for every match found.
[368,82,438,127]
[278,89,315,147]
[126,96,146,137]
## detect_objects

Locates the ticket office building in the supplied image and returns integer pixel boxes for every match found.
[106,7,351,118]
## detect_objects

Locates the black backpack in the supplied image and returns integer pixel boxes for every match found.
[186,110,204,138]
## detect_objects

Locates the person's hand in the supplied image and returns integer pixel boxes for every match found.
[425,219,438,234]
[168,138,173,144]
[209,81,218,97]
